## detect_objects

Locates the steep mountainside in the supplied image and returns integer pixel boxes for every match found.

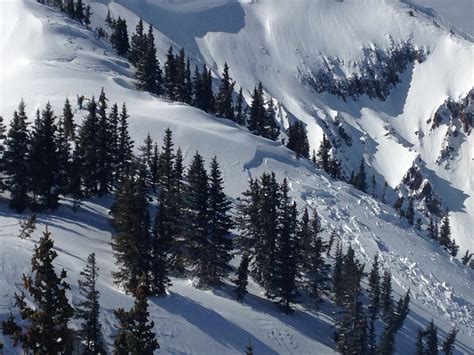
[0,1,473,354]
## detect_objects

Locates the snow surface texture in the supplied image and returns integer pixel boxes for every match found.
[0,0,473,354]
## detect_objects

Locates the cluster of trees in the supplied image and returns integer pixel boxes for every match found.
[38,0,91,27]
[416,320,458,355]
[1,228,159,354]
[0,95,133,212]
[427,212,459,257]
[313,133,343,179]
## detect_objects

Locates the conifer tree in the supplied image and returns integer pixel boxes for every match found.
[439,212,457,256]
[75,0,85,23]
[76,253,105,355]
[69,147,83,211]
[235,87,245,125]
[341,245,365,310]
[2,227,74,353]
[192,64,203,108]
[215,62,235,120]
[245,338,253,355]
[97,91,113,196]
[4,100,30,211]
[183,152,211,286]
[84,5,92,27]
[371,174,377,197]
[108,103,120,186]
[65,0,75,18]
[263,98,280,141]
[234,254,250,301]
[164,47,177,99]
[62,97,75,140]
[368,254,381,320]
[113,277,159,354]
[0,115,6,190]
[425,320,438,355]
[332,242,344,305]
[441,326,458,355]
[380,270,394,322]
[381,181,388,203]
[116,103,134,183]
[416,328,424,355]
[136,25,162,94]
[129,19,146,67]
[248,82,266,136]
[316,134,332,172]
[175,48,187,102]
[201,66,215,113]
[206,157,233,286]
[287,121,310,159]
[110,17,129,56]
[353,158,368,192]
[56,117,71,195]
[111,171,152,295]
[273,179,299,313]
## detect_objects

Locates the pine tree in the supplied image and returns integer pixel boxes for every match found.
[441,326,458,355]
[56,117,71,195]
[273,179,299,313]
[353,158,368,192]
[164,47,177,99]
[380,270,394,322]
[192,64,203,108]
[439,212,458,256]
[263,98,280,141]
[332,242,344,305]
[381,181,388,203]
[84,5,92,27]
[111,171,152,295]
[235,87,245,125]
[65,0,75,18]
[304,209,329,307]
[461,250,473,265]
[175,48,187,102]
[341,245,365,310]
[371,174,377,197]
[0,115,6,190]
[287,121,309,159]
[234,254,250,301]
[416,328,424,355]
[76,253,105,354]
[136,25,162,94]
[215,62,235,120]
[75,0,85,23]
[368,254,381,320]
[97,91,113,196]
[327,230,335,256]
[316,134,332,172]
[206,157,233,286]
[183,152,211,286]
[425,320,438,355]
[129,19,146,67]
[4,100,30,211]
[69,147,83,211]
[62,97,75,140]
[108,103,120,187]
[77,99,100,195]
[113,277,159,354]
[2,227,74,353]
[116,103,134,183]
[110,17,129,56]
[248,82,266,136]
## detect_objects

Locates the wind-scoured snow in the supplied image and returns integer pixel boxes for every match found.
[0,1,473,354]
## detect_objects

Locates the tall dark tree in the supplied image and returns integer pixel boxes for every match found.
[97,91,113,196]
[129,18,146,67]
[263,98,280,141]
[75,0,85,23]
[316,134,332,172]
[110,17,129,56]
[76,253,105,355]
[425,320,438,355]
[0,116,6,190]
[248,82,266,136]
[441,326,458,355]
[235,87,245,125]
[113,278,159,354]
[287,120,310,159]
[234,254,250,301]
[332,242,344,305]
[111,171,152,295]
[136,25,162,95]
[116,103,134,183]
[164,46,177,99]
[62,97,75,140]
[380,270,394,323]
[353,158,368,192]
[406,197,415,225]
[206,157,233,286]
[2,228,74,354]
[439,212,458,256]
[273,179,299,313]
[368,254,381,320]
[4,100,30,211]
[215,62,235,120]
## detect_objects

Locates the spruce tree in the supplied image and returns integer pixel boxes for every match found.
[273,179,299,313]
[75,0,85,23]
[341,245,365,310]
[416,328,424,355]
[439,212,457,256]
[175,48,187,102]
[263,97,280,141]
[76,253,105,355]
[164,46,177,99]
[129,18,146,67]
[2,227,74,353]
[441,326,458,355]
[380,270,394,322]
[248,82,266,136]
[368,254,381,320]
[332,242,344,305]
[235,87,245,125]
[136,25,162,94]
[234,253,250,301]
[425,320,438,355]
[113,277,159,354]
[116,103,134,183]
[0,115,6,190]
[110,17,129,56]
[287,121,310,159]
[108,103,120,187]
[206,157,233,285]
[316,134,332,172]
[4,100,30,211]
[62,97,75,140]
[183,151,211,287]
[111,171,152,295]
[215,62,235,120]
[56,117,71,196]
[97,91,113,196]
[353,158,368,192]
[406,197,415,225]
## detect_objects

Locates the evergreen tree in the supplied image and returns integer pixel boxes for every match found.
[353,158,368,192]
[116,103,134,183]
[113,277,159,354]
[129,19,146,67]
[332,242,344,305]
[65,0,75,18]
[273,179,299,313]
[2,227,74,354]
[136,25,162,94]
[175,48,187,102]
[215,62,235,120]
[381,181,388,203]
[56,117,71,195]
[461,250,473,265]
[75,0,85,23]
[245,338,253,355]
[235,87,245,125]
[110,17,129,56]
[425,320,439,355]
[108,103,120,187]
[441,326,458,355]
[416,328,424,355]
[371,174,377,197]
[164,47,177,99]
[368,254,381,320]
[234,253,250,301]
[4,100,30,211]
[263,98,280,141]
[248,82,266,136]
[111,171,152,295]
[0,115,6,190]
[69,147,83,211]
[316,134,332,172]
[287,121,310,159]
[84,5,92,27]
[341,245,365,310]
[206,157,233,286]
[380,270,394,322]
[62,97,75,140]
[201,65,215,113]
[439,212,458,256]
[183,152,211,286]
[77,99,100,195]
[192,64,203,108]
[304,209,329,307]
[76,253,105,355]
[97,91,113,196]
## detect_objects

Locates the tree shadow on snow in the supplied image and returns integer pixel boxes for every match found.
[151,292,279,354]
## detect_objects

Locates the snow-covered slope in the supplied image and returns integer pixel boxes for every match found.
[88,0,474,252]
[0,1,473,354]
